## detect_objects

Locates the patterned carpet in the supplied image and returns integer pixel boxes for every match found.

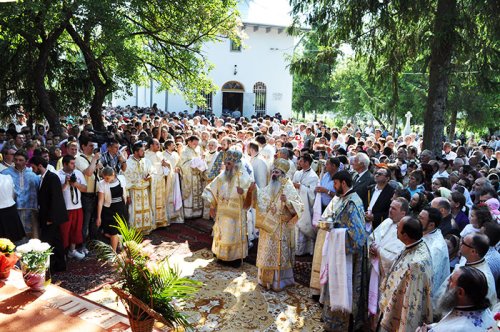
[52,219,313,296]
[83,248,323,332]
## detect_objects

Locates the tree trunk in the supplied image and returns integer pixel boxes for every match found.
[66,24,109,132]
[391,107,397,137]
[422,0,457,156]
[33,44,62,136]
[448,105,457,142]
[89,89,106,131]
[372,114,386,130]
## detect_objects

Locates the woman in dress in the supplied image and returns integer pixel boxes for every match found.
[96,167,127,252]
[0,174,26,243]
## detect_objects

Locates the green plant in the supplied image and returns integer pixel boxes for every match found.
[94,215,201,328]
[16,239,52,273]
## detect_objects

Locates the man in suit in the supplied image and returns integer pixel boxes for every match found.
[481,146,498,169]
[30,156,68,273]
[366,167,395,230]
[352,152,375,211]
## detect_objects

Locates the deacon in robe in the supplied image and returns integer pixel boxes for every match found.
[248,158,304,291]
[417,266,498,332]
[179,135,204,219]
[434,233,497,316]
[309,157,342,300]
[292,153,319,256]
[144,139,168,228]
[163,140,184,224]
[418,207,450,299]
[124,142,153,234]
[248,141,268,189]
[319,170,368,331]
[256,135,275,172]
[367,198,407,320]
[247,141,268,244]
[378,216,433,332]
[202,150,252,268]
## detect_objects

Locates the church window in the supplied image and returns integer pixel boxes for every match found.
[253,82,267,112]
[197,92,213,111]
[230,39,241,52]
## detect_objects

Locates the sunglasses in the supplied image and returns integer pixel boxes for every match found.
[460,240,474,249]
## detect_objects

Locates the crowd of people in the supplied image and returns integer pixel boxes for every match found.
[1,106,500,331]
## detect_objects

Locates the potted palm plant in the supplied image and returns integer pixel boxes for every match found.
[94,216,200,332]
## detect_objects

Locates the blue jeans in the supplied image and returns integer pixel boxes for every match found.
[81,193,97,247]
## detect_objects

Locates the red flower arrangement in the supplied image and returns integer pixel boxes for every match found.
[0,238,18,279]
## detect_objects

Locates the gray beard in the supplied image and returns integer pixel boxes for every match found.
[438,286,459,313]
[223,168,234,182]
[270,177,282,197]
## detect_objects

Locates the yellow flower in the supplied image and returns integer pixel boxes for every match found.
[0,238,15,254]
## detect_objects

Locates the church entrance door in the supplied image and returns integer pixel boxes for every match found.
[222,92,243,117]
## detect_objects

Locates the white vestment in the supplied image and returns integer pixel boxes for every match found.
[163,151,184,224]
[435,258,497,313]
[286,160,296,181]
[427,308,498,332]
[251,155,269,189]
[292,168,319,255]
[423,229,450,298]
[260,144,275,172]
[369,218,405,277]
[145,150,168,228]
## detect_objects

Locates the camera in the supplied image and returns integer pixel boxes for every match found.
[69,173,77,183]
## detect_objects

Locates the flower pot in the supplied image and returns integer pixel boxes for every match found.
[22,270,46,291]
[128,317,155,332]
[0,268,11,279]
[20,256,50,291]
[0,253,18,280]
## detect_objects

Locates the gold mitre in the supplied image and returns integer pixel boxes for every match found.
[273,158,290,174]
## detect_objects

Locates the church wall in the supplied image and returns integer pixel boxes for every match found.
[112,24,294,119]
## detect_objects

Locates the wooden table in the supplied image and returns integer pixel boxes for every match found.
[0,269,133,331]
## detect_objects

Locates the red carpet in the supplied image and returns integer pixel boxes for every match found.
[52,218,312,295]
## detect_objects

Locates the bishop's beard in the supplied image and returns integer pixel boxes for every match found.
[223,168,234,182]
[437,286,458,313]
[270,175,283,197]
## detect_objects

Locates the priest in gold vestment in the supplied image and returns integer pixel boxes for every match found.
[144,139,168,228]
[250,158,304,291]
[179,136,204,219]
[124,143,153,234]
[202,150,252,267]
[378,216,433,332]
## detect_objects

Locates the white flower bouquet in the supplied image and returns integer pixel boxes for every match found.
[16,239,52,290]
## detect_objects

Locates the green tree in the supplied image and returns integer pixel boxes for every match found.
[290,0,499,156]
[0,1,75,134]
[0,0,240,132]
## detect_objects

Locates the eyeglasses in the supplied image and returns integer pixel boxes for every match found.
[374,172,386,176]
[460,240,475,249]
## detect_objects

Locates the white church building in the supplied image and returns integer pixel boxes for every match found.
[112,0,295,119]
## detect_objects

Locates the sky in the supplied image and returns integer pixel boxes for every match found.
[239,0,293,26]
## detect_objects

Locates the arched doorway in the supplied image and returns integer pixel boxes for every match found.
[221,81,244,116]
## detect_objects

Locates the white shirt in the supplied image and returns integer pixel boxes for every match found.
[367,185,383,211]
[0,174,15,209]
[58,169,87,210]
[432,170,449,181]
